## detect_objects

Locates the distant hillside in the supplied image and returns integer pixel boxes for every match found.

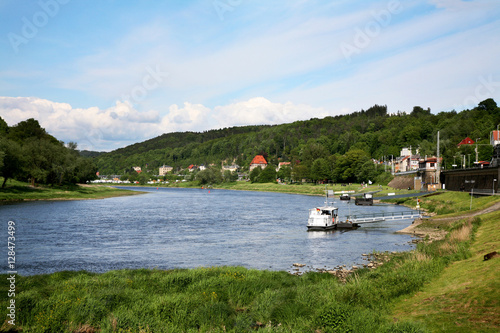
[94,100,499,179]
[79,150,105,158]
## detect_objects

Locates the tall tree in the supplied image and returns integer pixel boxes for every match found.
[0,138,23,188]
[0,116,8,134]
[257,165,277,183]
[310,158,331,183]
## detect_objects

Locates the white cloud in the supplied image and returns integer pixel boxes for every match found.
[0,96,332,151]
[213,97,330,127]
[161,102,212,129]
[0,97,167,151]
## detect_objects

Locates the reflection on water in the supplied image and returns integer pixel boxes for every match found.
[0,187,417,275]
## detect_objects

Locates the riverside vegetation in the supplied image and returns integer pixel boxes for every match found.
[94,100,499,186]
[0,178,141,202]
[1,192,498,332]
[2,100,499,189]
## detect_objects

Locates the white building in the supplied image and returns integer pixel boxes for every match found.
[159,165,173,176]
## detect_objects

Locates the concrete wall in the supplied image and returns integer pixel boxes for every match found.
[441,167,499,193]
[388,174,415,190]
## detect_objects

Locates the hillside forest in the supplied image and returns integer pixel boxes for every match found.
[92,99,499,184]
[1,99,498,187]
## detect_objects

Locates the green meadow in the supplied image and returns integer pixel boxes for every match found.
[1,191,498,332]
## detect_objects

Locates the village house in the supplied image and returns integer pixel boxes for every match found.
[249,155,268,171]
[159,165,173,176]
[395,155,420,172]
[419,157,441,171]
[419,156,443,185]
[458,137,475,146]
[222,164,239,172]
[491,130,500,146]
[133,166,142,173]
[394,147,420,173]
[276,161,291,172]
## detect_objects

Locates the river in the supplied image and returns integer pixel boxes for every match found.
[0,187,418,276]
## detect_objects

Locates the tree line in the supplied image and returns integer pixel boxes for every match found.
[93,99,499,184]
[0,118,97,188]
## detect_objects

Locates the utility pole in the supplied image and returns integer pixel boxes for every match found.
[475,138,480,164]
[437,131,440,188]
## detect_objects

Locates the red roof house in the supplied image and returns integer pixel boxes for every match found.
[458,137,475,146]
[491,130,500,146]
[249,155,268,171]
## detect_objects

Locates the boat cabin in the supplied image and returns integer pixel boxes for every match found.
[355,193,373,206]
[307,206,339,231]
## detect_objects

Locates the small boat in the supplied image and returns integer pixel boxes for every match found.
[339,193,350,200]
[355,193,373,206]
[307,189,338,231]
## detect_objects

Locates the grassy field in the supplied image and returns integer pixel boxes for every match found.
[385,191,500,216]
[214,181,417,197]
[1,191,498,332]
[0,178,142,202]
[391,205,500,331]
[114,180,416,197]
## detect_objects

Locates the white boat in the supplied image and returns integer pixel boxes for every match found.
[339,193,351,200]
[307,190,339,231]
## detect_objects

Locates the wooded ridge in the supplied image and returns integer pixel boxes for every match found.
[93,99,499,183]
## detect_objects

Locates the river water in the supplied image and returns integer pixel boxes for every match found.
[0,187,418,276]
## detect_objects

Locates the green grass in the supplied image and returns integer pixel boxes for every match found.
[384,191,499,216]
[0,178,142,202]
[391,211,500,332]
[1,265,431,332]
[213,181,417,197]
[1,187,497,332]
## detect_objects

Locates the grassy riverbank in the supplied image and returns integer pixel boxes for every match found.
[214,181,417,197]
[0,178,142,202]
[392,211,500,332]
[2,194,498,332]
[385,191,500,216]
[110,180,416,197]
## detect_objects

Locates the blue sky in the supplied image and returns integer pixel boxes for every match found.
[1,0,499,151]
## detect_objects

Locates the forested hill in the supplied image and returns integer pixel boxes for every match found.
[106,125,269,157]
[94,99,500,176]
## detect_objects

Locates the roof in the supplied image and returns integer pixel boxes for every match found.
[250,155,267,165]
[492,131,500,145]
[458,137,475,146]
